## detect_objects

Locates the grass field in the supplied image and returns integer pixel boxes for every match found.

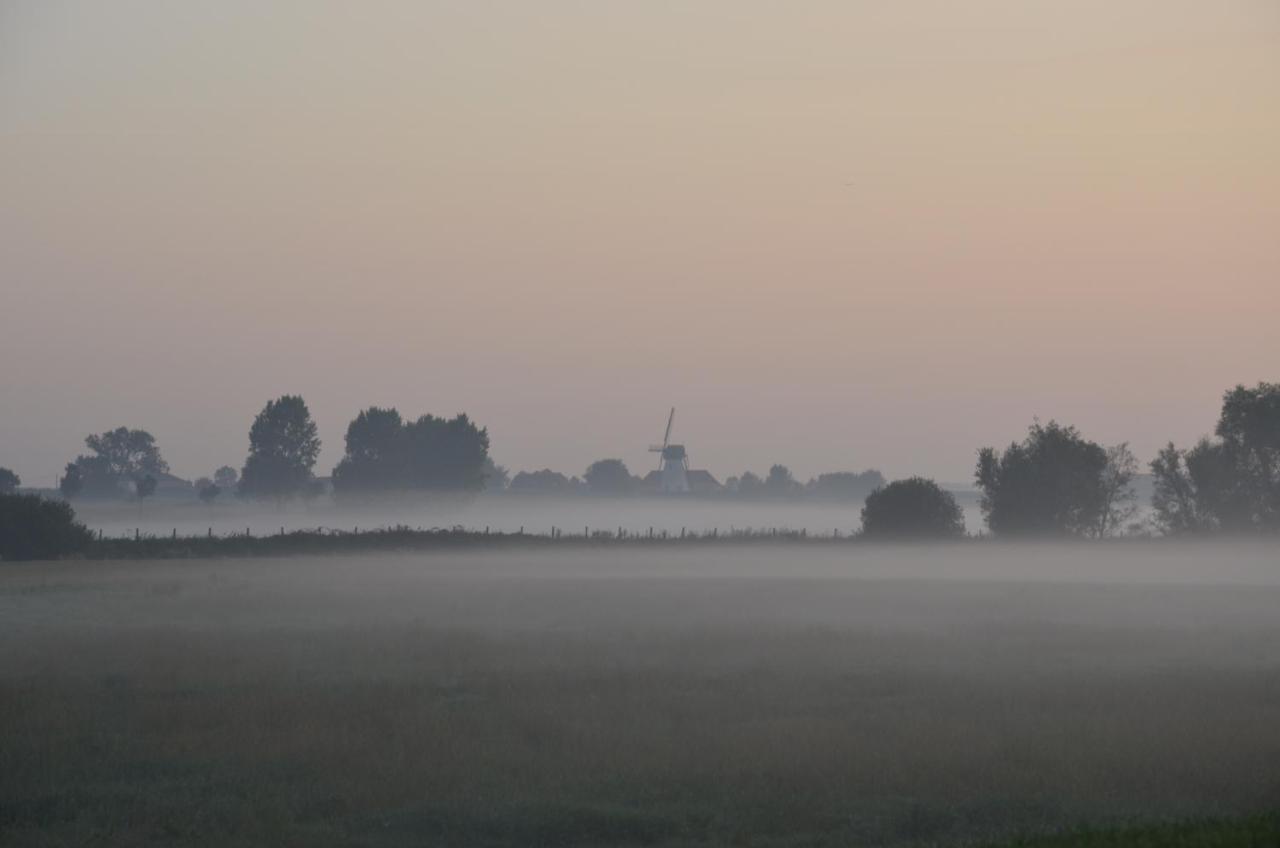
[1,546,1278,846]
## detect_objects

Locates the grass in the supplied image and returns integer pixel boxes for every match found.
[2,550,1278,846]
[981,813,1280,846]
[78,524,843,561]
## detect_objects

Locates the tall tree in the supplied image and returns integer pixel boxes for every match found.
[0,468,19,495]
[1150,441,1218,534]
[332,407,405,492]
[764,464,798,497]
[59,463,84,499]
[403,413,489,491]
[1216,382,1280,528]
[239,395,321,499]
[213,465,239,491]
[584,459,637,495]
[62,428,168,499]
[85,427,169,479]
[1096,443,1139,538]
[331,408,490,494]
[975,421,1107,537]
[1150,383,1280,534]
[482,457,510,492]
[134,474,157,506]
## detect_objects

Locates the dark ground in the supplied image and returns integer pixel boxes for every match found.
[1,546,1278,846]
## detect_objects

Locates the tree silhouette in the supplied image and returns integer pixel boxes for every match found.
[509,469,580,495]
[805,470,885,501]
[0,468,19,495]
[0,494,93,561]
[976,421,1107,537]
[1150,382,1280,534]
[134,474,157,509]
[213,465,238,491]
[332,407,490,494]
[195,478,220,504]
[239,395,321,500]
[764,464,798,497]
[1096,443,1139,538]
[584,459,637,495]
[59,463,83,499]
[860,477,965,539]
[62,428,168,499]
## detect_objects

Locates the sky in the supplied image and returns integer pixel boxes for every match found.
[2,1,1278,487]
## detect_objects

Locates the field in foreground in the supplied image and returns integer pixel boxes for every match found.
[1,546,1278,846]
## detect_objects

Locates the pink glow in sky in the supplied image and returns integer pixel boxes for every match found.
[2,1,1277,485]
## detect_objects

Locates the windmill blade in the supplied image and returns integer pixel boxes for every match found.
[662,407,675,449]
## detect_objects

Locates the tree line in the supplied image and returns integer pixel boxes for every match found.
[49,396,491,504]
[862,382,1280,539]
[2,381,1276,541]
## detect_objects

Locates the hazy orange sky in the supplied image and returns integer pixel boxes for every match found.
[2,1,1278,486]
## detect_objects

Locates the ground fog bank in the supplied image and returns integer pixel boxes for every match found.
[1,546,1277,846]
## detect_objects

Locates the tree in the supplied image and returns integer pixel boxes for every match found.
[0,494,94,561]
[1149,383,1280,535]
[805,470,885,501]
[482,457,510,492]
[59,462,83,499]
[331,407,490,494]
[860,477,965,540]
[402,413,489,491]
[509,469,580,495]
[584,459,637,495]
[764,464,798,498]
[195,478,220,504]
[213,465,238,491]
[0,468,19,495]
[239,395,321,500]
[1216,382,1280,528]
[62,427,168,499]
[735,471,764,498]
[332,407,405,492]
[134,474,157,502]
[1096,443,1139,538]
[85,427,168,478]
[975,421,1108,537]
[1150,442,1217,534]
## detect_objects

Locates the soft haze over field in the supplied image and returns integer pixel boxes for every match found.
[2,1,1278,484]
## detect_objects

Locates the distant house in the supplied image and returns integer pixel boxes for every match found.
[639,468,722,496]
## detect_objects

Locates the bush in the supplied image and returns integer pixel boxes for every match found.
[860,477,966,540]
[0,494,94,561]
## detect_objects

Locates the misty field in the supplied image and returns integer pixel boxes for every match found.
[2,546,1278,847]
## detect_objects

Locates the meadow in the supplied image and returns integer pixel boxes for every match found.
[1,545,1277,846]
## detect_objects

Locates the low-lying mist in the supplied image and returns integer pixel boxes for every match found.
[2,544,1277,846]
[75,492,990,540]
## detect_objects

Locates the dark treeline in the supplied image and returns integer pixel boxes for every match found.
[1,381,1277,560]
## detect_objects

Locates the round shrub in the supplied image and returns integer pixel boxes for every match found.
[0,494,94,561]
[860,477,966,540]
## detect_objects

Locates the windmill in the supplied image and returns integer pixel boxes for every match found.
[649,407,690,494]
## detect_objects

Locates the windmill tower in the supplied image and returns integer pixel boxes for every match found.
[649,407,690,494]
